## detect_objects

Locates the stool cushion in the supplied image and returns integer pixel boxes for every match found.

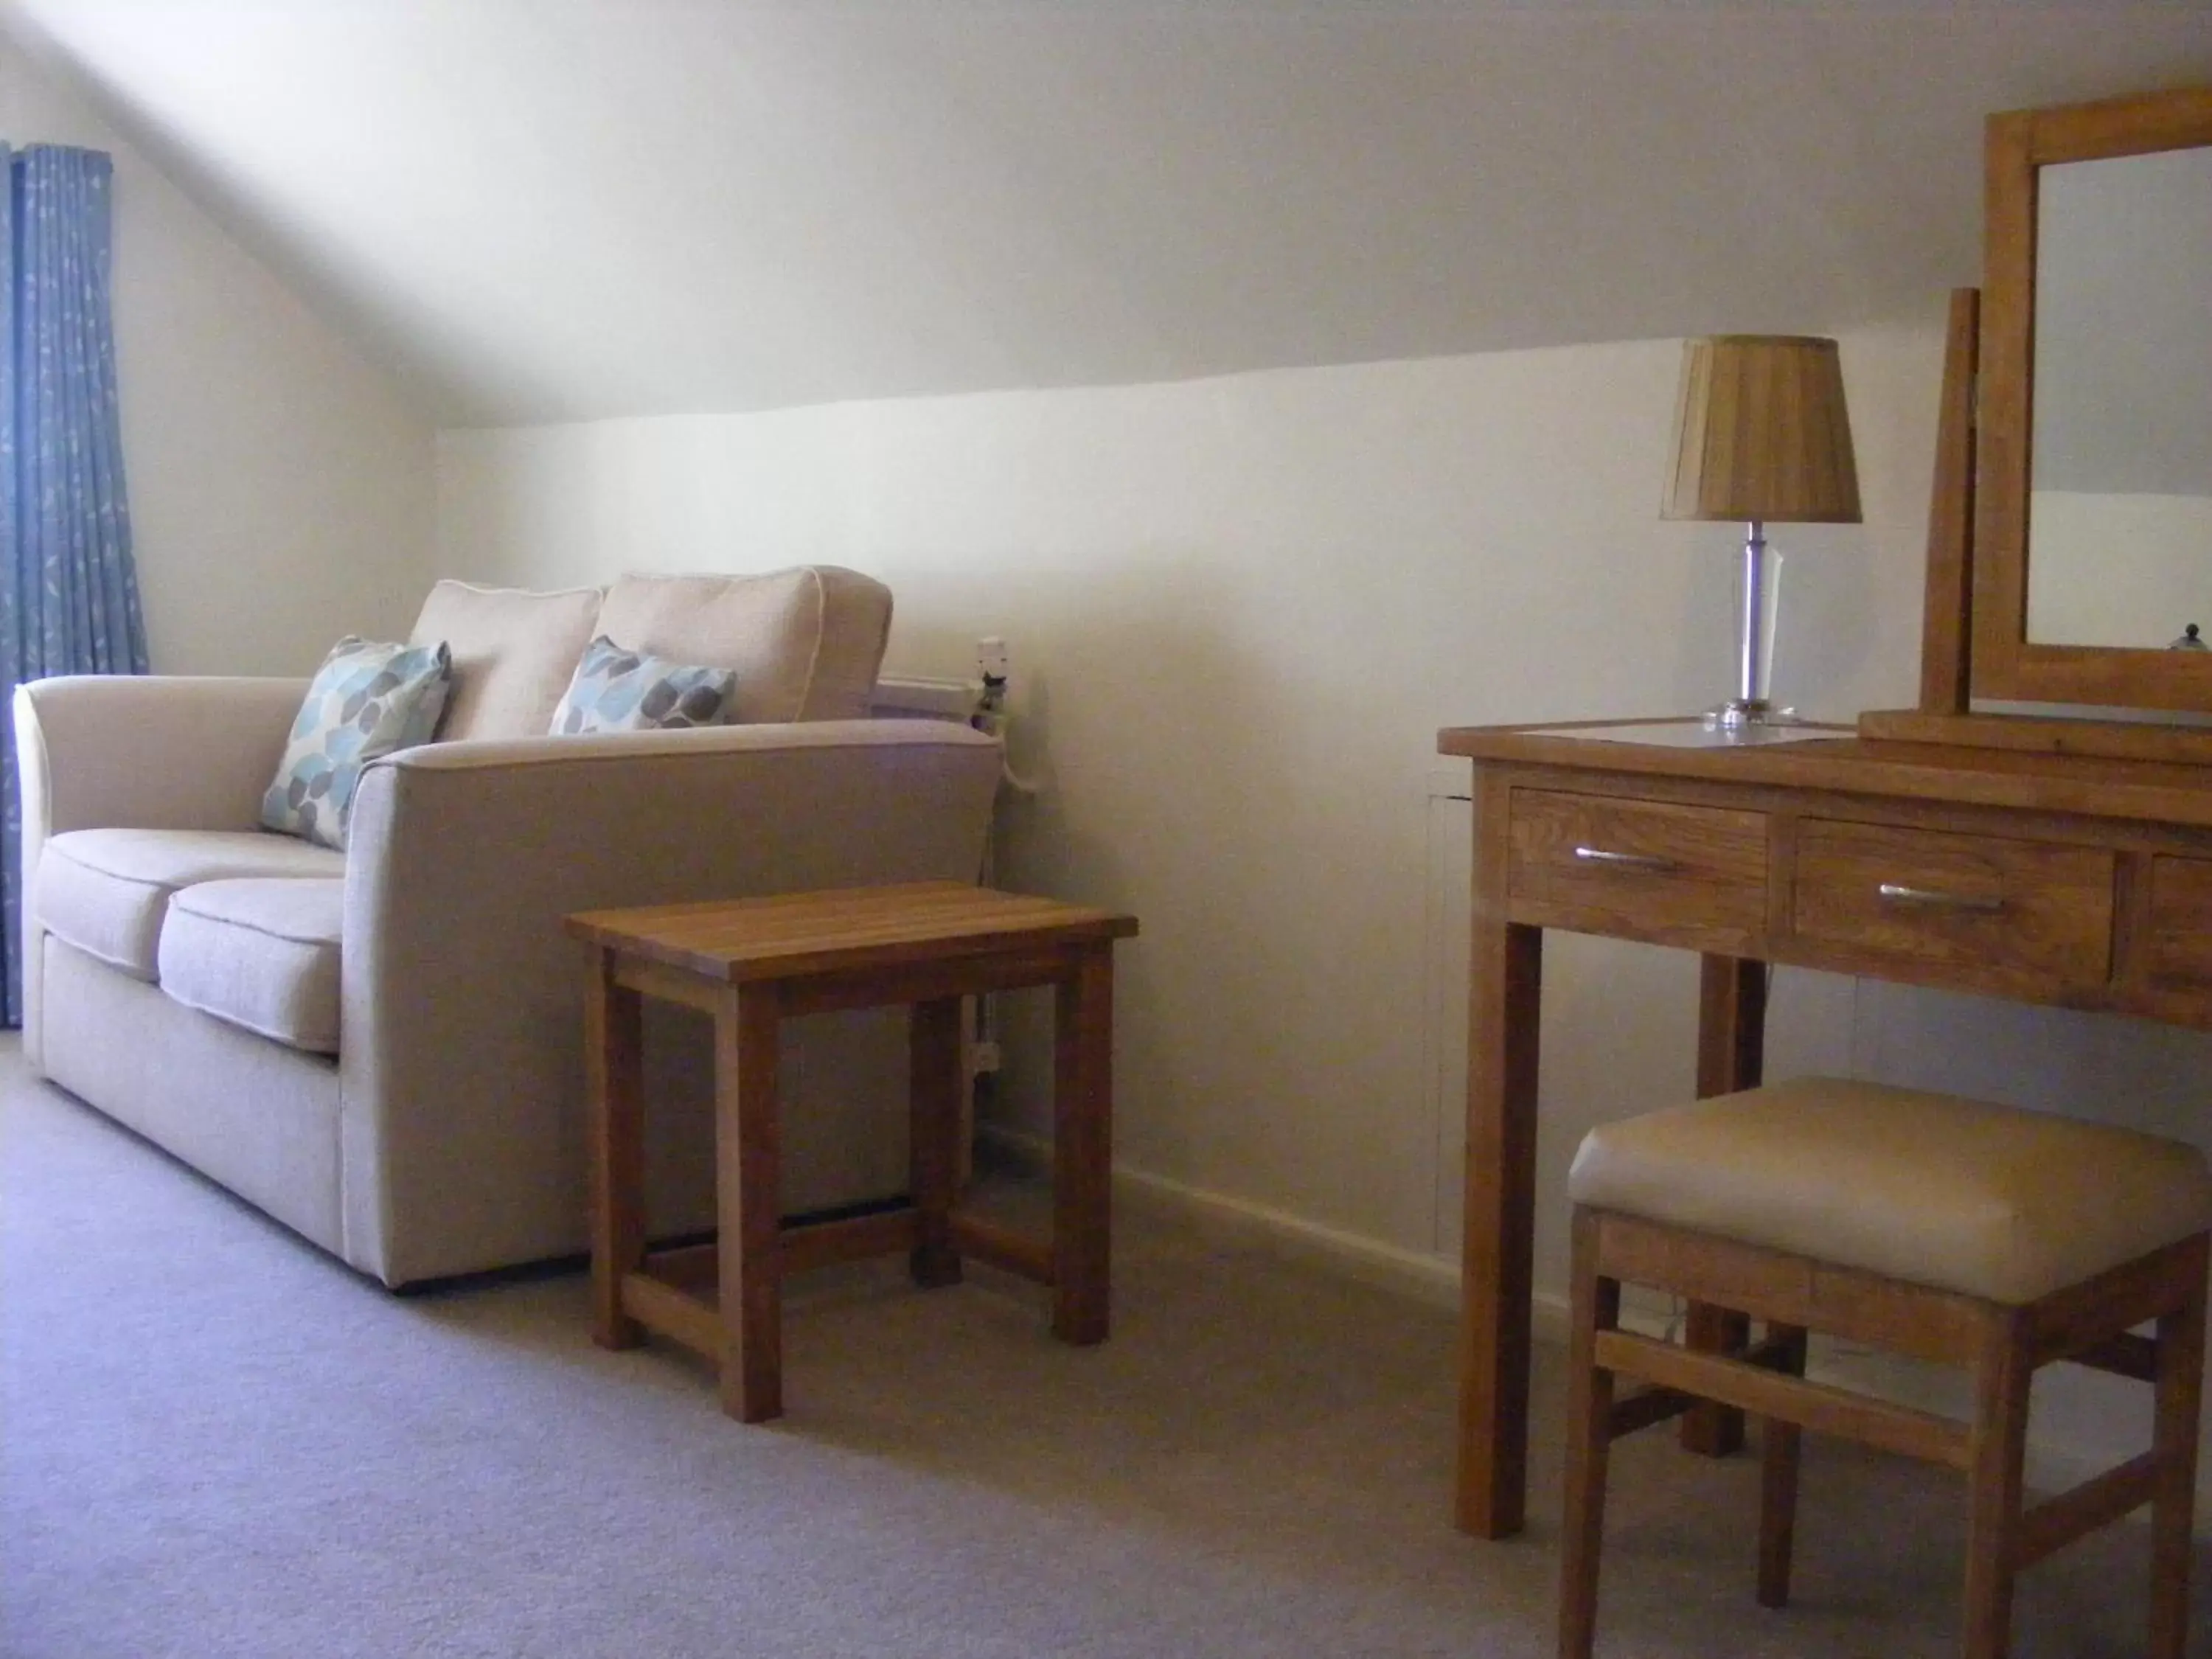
[1568,1076,2212,1304]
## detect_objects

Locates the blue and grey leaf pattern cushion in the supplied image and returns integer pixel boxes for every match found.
[549,635,737,734]
[260,636,453,849]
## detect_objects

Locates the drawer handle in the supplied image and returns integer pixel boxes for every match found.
[1877,882,2004,914]
[1573,846,1679,874]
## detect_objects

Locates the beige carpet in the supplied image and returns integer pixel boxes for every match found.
[0,1044,2194,1658]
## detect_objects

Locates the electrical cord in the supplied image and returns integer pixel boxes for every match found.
[974,673,1043,796]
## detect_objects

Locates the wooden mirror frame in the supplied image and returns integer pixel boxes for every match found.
[1972,85,2212,713]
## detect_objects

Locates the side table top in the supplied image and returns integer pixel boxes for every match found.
[566,880,1139,983]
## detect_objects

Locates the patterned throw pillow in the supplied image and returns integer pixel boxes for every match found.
[549,636,737,734]
[261,636,453,850]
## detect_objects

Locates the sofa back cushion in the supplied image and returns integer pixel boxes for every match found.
[409,580,603,741]
[594,566,891,723]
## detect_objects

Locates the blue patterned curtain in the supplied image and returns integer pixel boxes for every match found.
[0,145,148,1026]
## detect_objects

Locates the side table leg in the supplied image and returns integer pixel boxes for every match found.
[1051,945,1114,1346]
[716,986,785,1422]
[909,995,965,1288]
[586,947,645,1350]
[1680,953,1766,1458]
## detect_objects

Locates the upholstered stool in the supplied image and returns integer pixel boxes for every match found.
[1557,1076,2212,1659]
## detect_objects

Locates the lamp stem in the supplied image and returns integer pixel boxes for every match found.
[1737,519,1769,711]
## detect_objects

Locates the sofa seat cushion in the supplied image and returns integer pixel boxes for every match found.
[157,878,344,1054]
[37,828,344,981]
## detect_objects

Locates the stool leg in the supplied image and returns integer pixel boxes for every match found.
[1756,1323,1808,1609]
[1051,946,1114,1346]
[1559,1210,1619,1659]
[1683,954,1764,1458]
[585,949,646,1350]
[908,995,964,1290]
[1961,1312,2032,1659]
[2149,1242,2208,1659]
[1682,1304,1751,1456]
[716,987,785,1423]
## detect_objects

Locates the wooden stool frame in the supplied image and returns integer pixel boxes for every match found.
[1559,1207,2210,1659]
[572,885,1136,1424]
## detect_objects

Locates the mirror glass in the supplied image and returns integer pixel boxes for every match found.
[2025,145,2212,650]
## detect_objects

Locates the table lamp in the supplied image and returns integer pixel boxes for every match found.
[1663,335,1861,728]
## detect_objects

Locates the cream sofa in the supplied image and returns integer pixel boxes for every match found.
[13,567,1004,1287]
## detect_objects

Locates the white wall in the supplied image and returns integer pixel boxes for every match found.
[440,311,2212,1484]
[2034,145,2212,498]
[2028,489,2212,649]
[1,37,434,673]
[437,316,1938,1262]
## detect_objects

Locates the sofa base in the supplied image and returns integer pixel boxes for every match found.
[41,935,346,1259]
[38,935,922,1288]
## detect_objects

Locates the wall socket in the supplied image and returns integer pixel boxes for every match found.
[977,636,1009,680]
[971,1039,1003,1075]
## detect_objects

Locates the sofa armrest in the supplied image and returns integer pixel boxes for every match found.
[12,674,308,1071]
[335,718,1004,1281]
[13,675,306,838]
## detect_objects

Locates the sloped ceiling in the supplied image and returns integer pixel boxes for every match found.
[4,1,2210,427]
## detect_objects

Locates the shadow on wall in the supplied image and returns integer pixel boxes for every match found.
[1853,979,2212,1150]
[969,550,1437,1241]
[977,561,1247,1172]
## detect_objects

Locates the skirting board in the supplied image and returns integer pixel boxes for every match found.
[978,1122,1462,1311]
[978,1124,2171,1510]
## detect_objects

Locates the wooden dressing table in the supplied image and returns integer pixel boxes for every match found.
[1435,719,2212,1537]
[1437,83,2212,1540]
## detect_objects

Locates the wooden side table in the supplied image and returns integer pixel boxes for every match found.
[566,880,1139,1422]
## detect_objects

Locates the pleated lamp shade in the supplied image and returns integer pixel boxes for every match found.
[1662,336,1863,524]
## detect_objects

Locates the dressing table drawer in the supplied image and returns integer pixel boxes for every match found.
[1507,789,1767,953]
[1790,820,2112,989]
[2143,856,2212,988]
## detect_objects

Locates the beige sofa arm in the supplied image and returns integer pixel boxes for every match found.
[13,675,307,1069]
[335,719,1004,1281]
[13,675,306,839]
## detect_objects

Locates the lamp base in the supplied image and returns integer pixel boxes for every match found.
[1703,698,1808,732]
